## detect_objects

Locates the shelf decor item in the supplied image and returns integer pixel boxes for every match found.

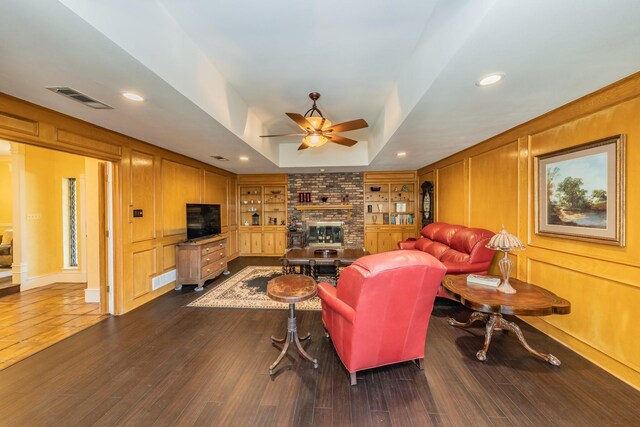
[370,186,381,192]
[485,225,525,294]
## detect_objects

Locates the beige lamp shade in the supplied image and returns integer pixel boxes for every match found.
[486,225,525,252]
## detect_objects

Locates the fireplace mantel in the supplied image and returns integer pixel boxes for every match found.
[296,204,353,211]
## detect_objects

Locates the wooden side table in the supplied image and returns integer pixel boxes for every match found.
[267,274,319,374]
[443,275,571,366]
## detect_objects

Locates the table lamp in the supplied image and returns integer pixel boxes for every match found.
[485,225,525,294]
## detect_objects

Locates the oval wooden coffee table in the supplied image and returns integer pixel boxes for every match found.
[443,275,571,366]
[267,274,319,375]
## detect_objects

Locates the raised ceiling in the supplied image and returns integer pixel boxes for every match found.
[1,0,639,173]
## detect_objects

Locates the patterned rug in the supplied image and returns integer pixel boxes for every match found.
[187,266,322,311]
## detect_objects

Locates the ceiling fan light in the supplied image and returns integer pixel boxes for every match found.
[306,116,332,130]
[302,134,329,148]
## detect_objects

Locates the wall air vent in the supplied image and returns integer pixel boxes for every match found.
[46,86,113,109]
[210,155,229,161]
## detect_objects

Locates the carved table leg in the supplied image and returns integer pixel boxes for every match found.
[334,260,341,283]
[448,311,488,328]
[310,261,317,281]
[498,317,561,366]
[476,314,498,361]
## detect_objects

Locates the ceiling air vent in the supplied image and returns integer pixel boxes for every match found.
[46,86,113,109]
[211,155,229,161]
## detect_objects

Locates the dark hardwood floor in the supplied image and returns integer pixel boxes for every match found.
[0,256,638,426]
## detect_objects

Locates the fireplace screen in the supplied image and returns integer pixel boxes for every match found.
[305,221,343,247]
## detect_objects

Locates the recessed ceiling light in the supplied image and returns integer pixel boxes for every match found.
[122,92,144,101]
[320,168,325,172]
[239,156,249,161]
[397,152,407,157]
[476,73,505,87]
[211,155,229,161]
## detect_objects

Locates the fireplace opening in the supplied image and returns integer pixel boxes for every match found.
[305,221,343,247]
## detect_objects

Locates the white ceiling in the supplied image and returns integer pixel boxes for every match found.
[1,0,639,174]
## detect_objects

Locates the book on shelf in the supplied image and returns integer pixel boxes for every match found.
[466,274,501,287]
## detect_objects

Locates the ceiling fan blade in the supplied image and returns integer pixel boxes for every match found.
[324,118,368,133]
[327,134,358,147]
[297,143,309,151]
[259,133,306,138]
[286,113,315,131]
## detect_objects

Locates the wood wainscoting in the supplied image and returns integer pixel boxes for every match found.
[0,93,238,315]
[418,72,640,389]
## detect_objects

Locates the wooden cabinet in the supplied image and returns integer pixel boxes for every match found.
[365,226,416,254]
[364,171,419,254]
[175,235,228,291]
[251,231,263,253]
[238,176,288,256]
[239,228,287,256]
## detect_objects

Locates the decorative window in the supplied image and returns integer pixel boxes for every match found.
[62,178,78,268]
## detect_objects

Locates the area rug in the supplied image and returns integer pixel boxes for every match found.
[187,266,322,311]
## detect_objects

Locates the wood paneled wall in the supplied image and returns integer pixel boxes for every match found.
[0,93,237,314]
[418,72,640,389]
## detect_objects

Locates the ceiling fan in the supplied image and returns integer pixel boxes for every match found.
[260,92,368,150]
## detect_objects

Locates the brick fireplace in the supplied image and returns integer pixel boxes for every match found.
[288,172,364,248]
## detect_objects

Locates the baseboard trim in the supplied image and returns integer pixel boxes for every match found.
[22,271,87,291]
[84,288,100,303]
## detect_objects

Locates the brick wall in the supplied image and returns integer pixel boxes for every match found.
[288,173,364,248]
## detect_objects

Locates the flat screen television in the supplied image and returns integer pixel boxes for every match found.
[186,203,221,241]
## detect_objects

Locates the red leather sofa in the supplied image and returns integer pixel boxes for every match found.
[317,250,446,385]
[397,222,496,298]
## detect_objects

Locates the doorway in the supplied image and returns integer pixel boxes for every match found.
[0,140,114,370]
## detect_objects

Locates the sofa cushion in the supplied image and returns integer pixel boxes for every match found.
[440,249,471,264]
[449,227,493,254]
[419,222,447,239]
[433,224,464,246]
[414,238,433,252]
[424,242,451,260]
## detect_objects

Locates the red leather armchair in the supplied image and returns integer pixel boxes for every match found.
[317,250,446,385]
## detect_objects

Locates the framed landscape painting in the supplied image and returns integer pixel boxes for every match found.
[535,135,625,246]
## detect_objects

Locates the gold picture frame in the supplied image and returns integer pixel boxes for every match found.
[535,135,625,246]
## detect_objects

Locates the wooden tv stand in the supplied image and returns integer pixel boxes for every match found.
[175,235,229,291]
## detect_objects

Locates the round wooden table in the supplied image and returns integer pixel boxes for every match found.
[267,274,319,374]
[443,275,571,366]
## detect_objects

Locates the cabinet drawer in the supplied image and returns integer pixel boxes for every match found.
[201,248,226,266]
[201,240,226,256]
[201,260,227,279]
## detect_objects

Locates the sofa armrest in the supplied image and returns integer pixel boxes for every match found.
[398,240,417,250]
[318,283,356,323]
